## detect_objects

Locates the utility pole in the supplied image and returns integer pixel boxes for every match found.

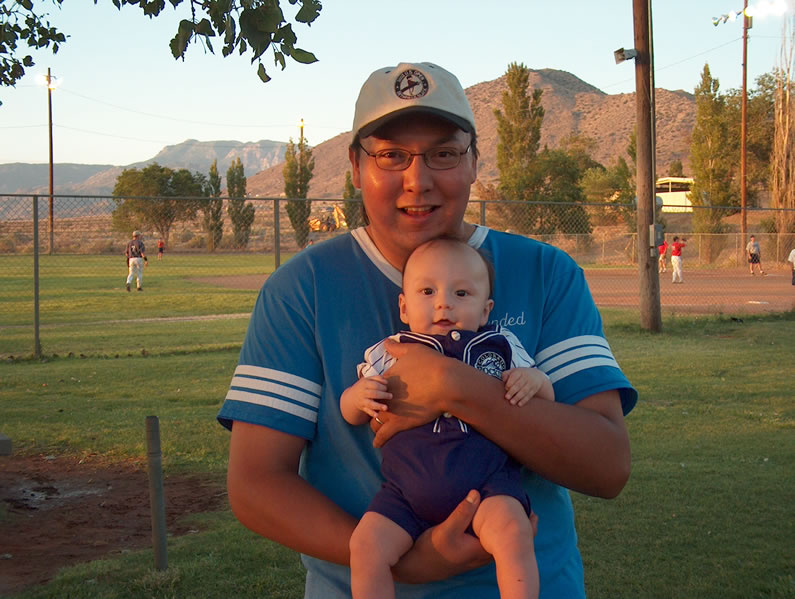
[47,67,55,255]
[633,0,662,332]
[741,0,749,246]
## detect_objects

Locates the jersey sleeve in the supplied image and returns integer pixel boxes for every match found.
[501,327,535,368]
[535,255,637,416]
[356,335,399,378]
[217,261,324,440]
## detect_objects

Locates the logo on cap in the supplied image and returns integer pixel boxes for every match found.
[394,69,429,100]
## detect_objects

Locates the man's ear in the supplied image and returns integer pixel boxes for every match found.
[349,146,362,189]
[398,293,410,325]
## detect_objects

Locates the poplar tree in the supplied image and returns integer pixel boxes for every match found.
[689,64,733,238]
[226,157,254,248]
[202,159,224,251]
[493,62,545,234]
[283,135,315,247]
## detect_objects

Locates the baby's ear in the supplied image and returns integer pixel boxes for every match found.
[398,293,410,325]
[481,298,494,326]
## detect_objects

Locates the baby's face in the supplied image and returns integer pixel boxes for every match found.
[399,241,493,335]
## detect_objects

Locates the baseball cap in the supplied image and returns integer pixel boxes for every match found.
[132,230,141,237]
[352,62,476,140]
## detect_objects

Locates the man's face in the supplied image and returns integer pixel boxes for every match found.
[350,114,477,269]
[398,241,493,336]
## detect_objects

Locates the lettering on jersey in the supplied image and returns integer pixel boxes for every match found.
[474,351,507,379]
[489,311,526,328]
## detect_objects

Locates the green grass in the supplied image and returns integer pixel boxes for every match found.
[2,256,794,598]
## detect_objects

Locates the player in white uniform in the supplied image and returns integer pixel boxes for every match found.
[218,62,637,598]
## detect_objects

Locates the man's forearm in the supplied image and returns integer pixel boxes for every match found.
[227,423,356,565]
[441,361,631,498]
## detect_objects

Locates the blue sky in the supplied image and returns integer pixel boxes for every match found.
[1,0,793,166]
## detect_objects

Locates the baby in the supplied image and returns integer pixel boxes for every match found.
[341,236,553,599]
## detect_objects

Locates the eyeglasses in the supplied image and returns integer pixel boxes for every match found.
[359,144,472,171]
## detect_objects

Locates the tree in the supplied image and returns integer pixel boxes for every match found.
[772,27,795,253]
[689,65,733,240]
[493,62,545,234]
[342,170,364,229]
[533,149,592,236]
[226,157,254,249]
[112,162,205,245]
[667,160,684,177]
[201,159,224,251]
[724,72,776,206]
[283,134,315,248]
[0,0,321,101]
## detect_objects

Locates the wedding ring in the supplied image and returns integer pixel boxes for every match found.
[375,416,384,425]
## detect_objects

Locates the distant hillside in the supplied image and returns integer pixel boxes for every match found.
[1,68,696,199]
[246,68,696,199]
[1,139,287,196]
[0,163,114,194]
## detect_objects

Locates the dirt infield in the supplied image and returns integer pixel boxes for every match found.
[0,454,226,595]
[195,267,794,315]
[585,267,794,314]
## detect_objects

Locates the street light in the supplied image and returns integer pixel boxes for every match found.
[37,68,61,254]
[713,3,751,246]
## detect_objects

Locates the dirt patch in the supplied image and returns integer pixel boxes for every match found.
[0,454,227,596]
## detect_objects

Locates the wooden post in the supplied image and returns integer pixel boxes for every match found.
[146,416,168,571]
[634,0,662,332]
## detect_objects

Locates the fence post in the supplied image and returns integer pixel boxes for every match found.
[480,200,486,227]
[32,195,41,359]
[273,198,281,269]
[146,415,168,571]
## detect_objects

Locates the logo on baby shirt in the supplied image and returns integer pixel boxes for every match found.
[474,352,507,379]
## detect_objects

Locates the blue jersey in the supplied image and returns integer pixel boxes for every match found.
[218,226,638,599]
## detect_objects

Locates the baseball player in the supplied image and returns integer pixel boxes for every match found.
[125,230,148,292]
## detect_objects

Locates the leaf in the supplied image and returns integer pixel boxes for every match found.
[170,19,194,59]
[194,18,215,37]
[273,50,285,70]
[257,62,271,83]
[295,0,322,24]
[19,0,34,10]
[291,47,317,64]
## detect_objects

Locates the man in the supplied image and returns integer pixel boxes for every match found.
[671,236,687,283]
[746,234,766,276]
[658,239,668,273]
[788,246,795,286]
[124,230,147,292]
[218,62,637,598]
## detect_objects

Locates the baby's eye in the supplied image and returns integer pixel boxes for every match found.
[421,288,434,295]
[455,290,469,297]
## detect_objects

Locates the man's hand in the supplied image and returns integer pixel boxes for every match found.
[392,490,491,583]
[371,339,451,447]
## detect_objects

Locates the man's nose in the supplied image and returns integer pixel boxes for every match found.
[402,153,433,193]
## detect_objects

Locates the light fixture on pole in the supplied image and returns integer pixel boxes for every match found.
[713,3,751,247]
[37,68,61,255]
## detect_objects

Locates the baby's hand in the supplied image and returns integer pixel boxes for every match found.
[350,375,391,418]
[502,367,552,406]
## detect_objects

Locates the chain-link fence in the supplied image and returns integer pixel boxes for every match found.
[2,194,793,357]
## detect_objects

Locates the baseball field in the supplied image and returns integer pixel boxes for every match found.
[0,252,793,598]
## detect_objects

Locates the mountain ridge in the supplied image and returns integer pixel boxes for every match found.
[1,68,696,198]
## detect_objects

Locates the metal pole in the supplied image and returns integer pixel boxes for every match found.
[634,0,662,332]
[47,68,55,256]
[741,1,749,245]
[33,195,41,359]
[145,416,168,571]
[274,198,281,269]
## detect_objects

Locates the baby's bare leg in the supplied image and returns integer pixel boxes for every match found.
[349,511,413,599]
[472,495,539,599]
